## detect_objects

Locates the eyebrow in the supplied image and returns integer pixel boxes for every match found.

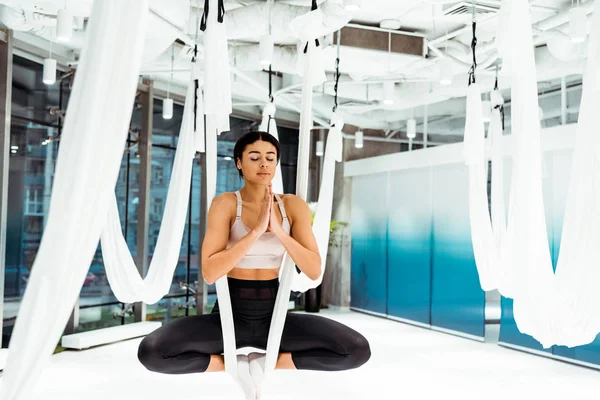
[248,151,276,155]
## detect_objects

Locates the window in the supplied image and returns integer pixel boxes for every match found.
[153,166,164,185]
[153,197,163,217]
[25,187,44,215]
[24,216,43,235]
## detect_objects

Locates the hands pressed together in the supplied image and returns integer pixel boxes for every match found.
[253,184,284,237]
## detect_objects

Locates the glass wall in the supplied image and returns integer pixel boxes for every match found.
[144,98,199,323]
[3,55,66,345]
[2,54,301,346]
[75,133,141,333]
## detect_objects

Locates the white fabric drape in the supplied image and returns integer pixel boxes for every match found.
[213,7,340,393]
[464,83,500,292]
[263,8,327,375]
[192,58,206,153]
[291,115,343,292]
[500,0,556,347]
[259,102,284,194]
[466,0,600,348]
[0,2,149,399]
[100,75,197,305]
[290,8,327,200]
[202,0,231,134]
[201,0,238,382]
[488,100,511,294]
[545,0,600,347]
[264,119,343,375]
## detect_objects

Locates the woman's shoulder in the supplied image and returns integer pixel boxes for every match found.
[212,191,238,206]
[279,193,303,204]
[210,192,237,220]
[278,194,310,218]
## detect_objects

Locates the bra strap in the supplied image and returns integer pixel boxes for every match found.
[234,191,242,218]
[273,194,288,219]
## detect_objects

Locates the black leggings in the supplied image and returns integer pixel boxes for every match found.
[138,277,371,373]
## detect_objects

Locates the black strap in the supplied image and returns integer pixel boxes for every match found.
[303,1,320,54]
[493,102,505,131]
[191,44,198,63]
[194,79,199,132]
[269,64,274,103]
[218,0,224,22]
[200,0,224,31]
[332,57,340,112]
[468,21,477,85]
[303,38,320,54]
[200,0,209,31]
[192,44,199,132]
[493,76,505,130]
[267,115,273,132]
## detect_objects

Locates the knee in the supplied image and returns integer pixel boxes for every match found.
[346,334,371,369]
[137,334,164,372]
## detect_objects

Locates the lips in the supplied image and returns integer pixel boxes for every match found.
[258,173,270,176]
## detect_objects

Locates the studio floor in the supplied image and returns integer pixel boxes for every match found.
[4,309,600,400]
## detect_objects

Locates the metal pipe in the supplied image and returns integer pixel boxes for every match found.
[423,104,428,149]
[0,28,13,346]
[561,76,567,125]
[134,82,153,323]
[428,13,499,47]
[148,7,194,46]
[341,132,444,146]
[231,66,331,128]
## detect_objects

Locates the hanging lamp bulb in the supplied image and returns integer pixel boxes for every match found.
[163,98,173,120]
[43,58,57,85]
[406,118,416,139]
[569,7,587,43]
[259,34,274,66]
[344,0,361,11]
[56,8,73,42]
[316,140,324,156]
[383,81,395,105]
[355,130,364,148]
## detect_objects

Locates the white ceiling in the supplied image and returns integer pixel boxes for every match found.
[0,0,592,137]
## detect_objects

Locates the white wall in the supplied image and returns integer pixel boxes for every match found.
[344,123,578,177]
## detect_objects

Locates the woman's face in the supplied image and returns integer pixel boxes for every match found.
[237,140,278,184]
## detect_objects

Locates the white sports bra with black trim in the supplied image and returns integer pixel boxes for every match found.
[227,191,291,269]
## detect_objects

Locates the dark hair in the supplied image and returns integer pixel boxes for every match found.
[233,131,281,178]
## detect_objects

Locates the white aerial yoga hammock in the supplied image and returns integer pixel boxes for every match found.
[465,0,600,348]
[259,102,284,194]
[0,2,149,400]
[201,0,231,135]
[209,4,343,395]
[464,82,500,292]
[100,71,200,304]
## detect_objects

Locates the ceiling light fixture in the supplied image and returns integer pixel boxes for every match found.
[355,130,364,148]
[344,0,361,11]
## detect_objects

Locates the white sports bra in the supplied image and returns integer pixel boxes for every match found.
[227,191,291,269]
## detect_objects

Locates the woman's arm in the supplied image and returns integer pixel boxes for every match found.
[201,194,261,285]
[271,195,321,281]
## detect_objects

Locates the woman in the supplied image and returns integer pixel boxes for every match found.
[137,131,371,398]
